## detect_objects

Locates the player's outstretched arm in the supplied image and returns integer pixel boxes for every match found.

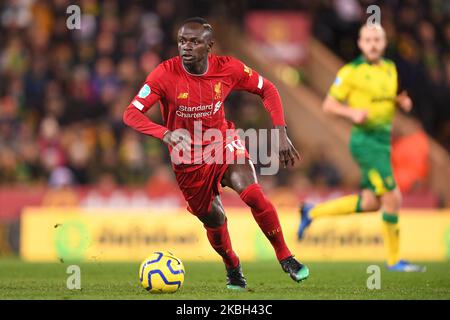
[123,104,169,140]
[322,95,367,124]
[124,106,191,152]
[232,58,300,167]
[256,79,300,168]
[123,64,170,141]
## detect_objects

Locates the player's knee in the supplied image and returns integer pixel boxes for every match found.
[206,205,226,228]
[229,175,256,195]
[224,162,258,195]
[365,199,381,212]
[361,190,381,211]
[199,199,226,228]
[382,188,402,212]
[200,212,225,228]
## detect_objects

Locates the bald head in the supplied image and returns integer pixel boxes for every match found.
[358,23,387,63]
[359,23,386,39]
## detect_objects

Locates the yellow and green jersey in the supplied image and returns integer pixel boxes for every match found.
[328,55,399,194]
[328,55,398,132]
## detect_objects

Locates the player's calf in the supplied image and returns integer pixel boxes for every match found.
[204,219,240,270]
[239,183,292,261]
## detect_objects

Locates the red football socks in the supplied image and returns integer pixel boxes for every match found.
[240,183,292,261]
[204,219,240,269]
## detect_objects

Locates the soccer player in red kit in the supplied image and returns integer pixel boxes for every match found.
[123,17,309,289]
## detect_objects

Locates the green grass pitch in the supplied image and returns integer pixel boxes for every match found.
[0,259,448,299]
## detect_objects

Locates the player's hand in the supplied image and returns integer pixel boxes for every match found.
[396,90,413,112]
[350,109,368,124]
[163,130,192,152]
[276,125,301,168]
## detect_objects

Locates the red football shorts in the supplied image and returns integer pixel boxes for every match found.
[174,136,250,217]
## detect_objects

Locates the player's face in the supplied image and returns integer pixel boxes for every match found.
[358,26,386,63]
[178,24,211,67]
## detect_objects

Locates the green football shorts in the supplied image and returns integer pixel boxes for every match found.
[349,126,396,196]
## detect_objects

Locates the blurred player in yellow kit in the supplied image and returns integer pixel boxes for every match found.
[298,23,425,272]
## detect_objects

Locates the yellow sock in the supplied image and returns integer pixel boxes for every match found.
[381,212,400,266]
[309,194,361,219]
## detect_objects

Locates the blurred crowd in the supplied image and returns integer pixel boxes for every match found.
[0,0,187,187]
[0,0,447,190]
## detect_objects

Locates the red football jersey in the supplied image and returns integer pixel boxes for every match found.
[123,54,285,169]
